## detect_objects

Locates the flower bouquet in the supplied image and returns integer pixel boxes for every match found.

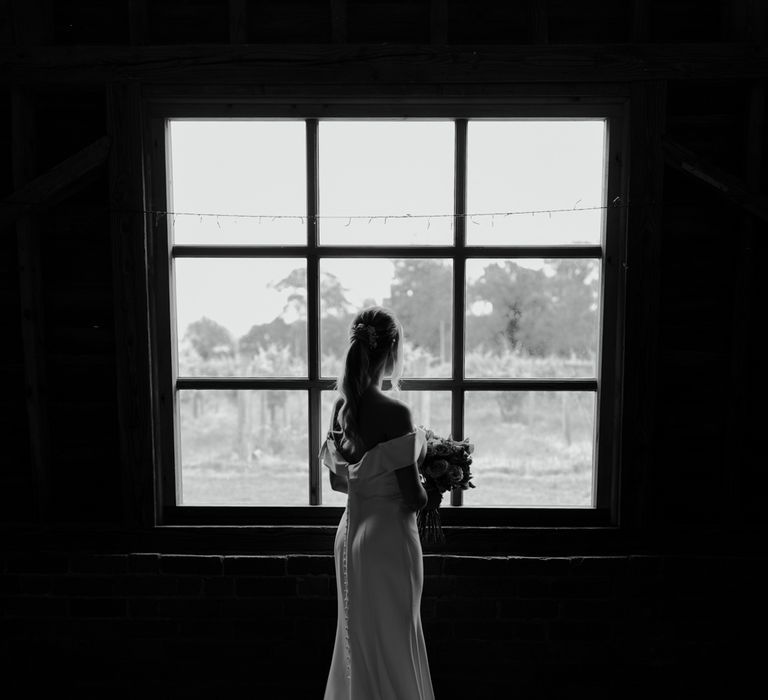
[417,426,475,545]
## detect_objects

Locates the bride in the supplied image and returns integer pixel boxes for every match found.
[320,306,440,700]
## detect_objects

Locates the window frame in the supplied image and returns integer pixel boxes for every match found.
[145,96,628,529]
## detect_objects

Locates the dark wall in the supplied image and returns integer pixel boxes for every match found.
[1,1,765,696]
[2,550,760,696]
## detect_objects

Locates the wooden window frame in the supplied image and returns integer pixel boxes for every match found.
[143,95,629,532]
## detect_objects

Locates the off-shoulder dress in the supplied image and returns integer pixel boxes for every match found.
[320,426,435,700]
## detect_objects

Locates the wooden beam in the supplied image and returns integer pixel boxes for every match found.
[525,0,549,44]
[3,43,768,84]
[106,81,155,530]
[10,0,53,46]
[331,0,347,43]
[229,0,247,44]
[745,82,765,188]
[128,0,148,46]
[0,135,111,228]
[12,89,51,524]
[621,80,666,536]
[662,136,768,223]
[747,0,767,42]
[631,0,650,42]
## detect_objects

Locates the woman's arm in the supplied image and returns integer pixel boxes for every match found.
[328,396,349,494]
[330,471,349,494]
[395,462,428,512]
[390,404,428,512]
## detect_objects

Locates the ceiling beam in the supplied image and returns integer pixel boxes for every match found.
[663,135,768,223]
[2,42,767,85]
[0,135,111,227]
[12,89,51,524]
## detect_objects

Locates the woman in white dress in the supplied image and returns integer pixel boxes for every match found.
[320,306,440,700]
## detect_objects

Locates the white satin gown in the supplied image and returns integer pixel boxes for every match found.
[320,426,435,700]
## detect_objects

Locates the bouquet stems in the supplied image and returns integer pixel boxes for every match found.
[417,505,445,545]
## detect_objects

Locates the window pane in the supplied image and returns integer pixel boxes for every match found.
[168,120,306,245]
[320,390,451,506]
[465,259,600,378]
[319,121,454,246]
[320,259,452,379]
[178,389,308,505]
[466,120,605,245]
[464,391,595,506]
[175,258,307,377]
[399,390,451,438]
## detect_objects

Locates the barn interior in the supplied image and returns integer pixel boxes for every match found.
[1,1,764,697]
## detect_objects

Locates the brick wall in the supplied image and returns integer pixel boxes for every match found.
[1,551,758,697]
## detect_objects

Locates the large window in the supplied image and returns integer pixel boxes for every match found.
[149,102,626,525]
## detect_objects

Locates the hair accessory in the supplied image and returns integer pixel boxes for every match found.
[351,323,378,350]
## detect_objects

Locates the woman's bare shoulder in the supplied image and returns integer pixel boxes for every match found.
[376,394,414,436]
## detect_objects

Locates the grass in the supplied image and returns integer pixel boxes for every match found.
[179,390,595,507]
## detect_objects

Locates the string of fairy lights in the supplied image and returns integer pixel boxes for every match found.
[11,196,646,230]
[140,196,626,229]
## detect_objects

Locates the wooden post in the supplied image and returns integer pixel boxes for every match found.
[631,0,650,42]
[725,82,763,530]
[106,81,156,529]
[727,0,765,530]
[229,0,247,44]
[10,0,53,46]
[430,0,447,45]
[12,89,51,525]
[621,80,666,537]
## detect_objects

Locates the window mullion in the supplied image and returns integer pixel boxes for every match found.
[307,118,321,505]
[451,118,467,507]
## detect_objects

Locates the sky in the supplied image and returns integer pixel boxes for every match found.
[169,119,606,340]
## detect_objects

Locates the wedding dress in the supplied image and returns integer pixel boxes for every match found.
[320,426,435,700]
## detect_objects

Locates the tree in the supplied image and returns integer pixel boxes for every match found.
[238,317,305,361]
[467,261,545,353]
[544,258,599,358]
[237,266,355,364]
[184,316,234,360]
[466,259,598,358]
[385,260,452,360]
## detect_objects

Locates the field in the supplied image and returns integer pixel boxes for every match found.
[179,389,595,507]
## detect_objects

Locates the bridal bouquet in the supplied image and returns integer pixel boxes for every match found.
[417,426,475,545]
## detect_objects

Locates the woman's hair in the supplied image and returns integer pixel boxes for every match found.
[336,305,404,452]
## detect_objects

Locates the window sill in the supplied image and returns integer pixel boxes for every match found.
[145,505,620,554]
[163,505,614,527]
